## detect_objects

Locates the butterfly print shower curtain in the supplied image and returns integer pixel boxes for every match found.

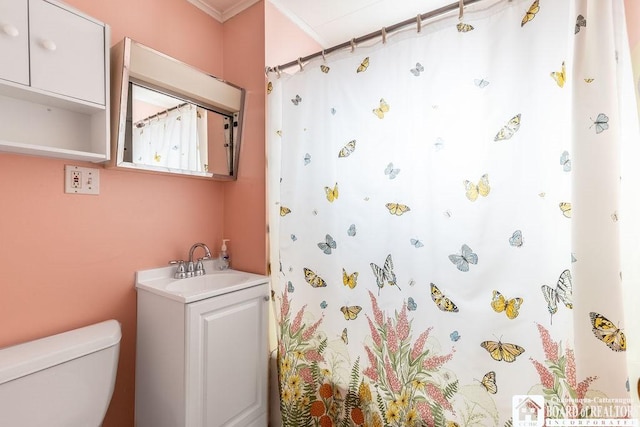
[267,1,640,425]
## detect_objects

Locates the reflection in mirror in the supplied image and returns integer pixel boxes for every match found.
[124,83,235,177]
[110,37,245,180]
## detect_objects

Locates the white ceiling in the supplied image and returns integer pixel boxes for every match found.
[187,0,452,48]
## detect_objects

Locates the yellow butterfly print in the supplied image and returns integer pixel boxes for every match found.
[491,290,523,319]
[373,98,390,119]
[521,0,540,27]
[341,305,362,320]
[267,81,273,94]
[386,202,410,216]
[430,283,459,312]
[494,114,521,141]
[303,267,327,288]
[342,268,358,289]
[357,57,370,73]
[154,152,161,162]
[584,78,594,83]
[338,140,356,158]
[479,371,497,394]
[280,206,292,216]
[551,61,566,88]
[559,202,572,218]
[464,174,490,201]
[541,269,573,324]
[480,339,525,362]
[324,183,338,202]
[341,328,348,344]
[320,64,330,73]
[456,22,474,32]
[589,311,626,352]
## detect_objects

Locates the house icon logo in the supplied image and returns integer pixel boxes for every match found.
[512,395,545,427]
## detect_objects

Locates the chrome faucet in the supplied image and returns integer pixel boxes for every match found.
[170,243,212,279]
[188,242,212,277]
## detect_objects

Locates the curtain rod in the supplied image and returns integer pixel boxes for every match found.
[266,0,485,74]
[135,102,190,128]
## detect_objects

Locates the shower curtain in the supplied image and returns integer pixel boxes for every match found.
[267,1,640,425]
[132,103,205,171]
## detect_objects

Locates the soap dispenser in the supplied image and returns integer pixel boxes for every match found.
[219,239,230,270]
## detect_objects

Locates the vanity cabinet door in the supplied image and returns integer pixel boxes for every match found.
[28,0,105,105]
[187,283,269,427]
[0,0,29,85]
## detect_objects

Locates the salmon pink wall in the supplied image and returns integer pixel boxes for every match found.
[222,2,268,274]
[265,1,322,67]
[625,0,640,118]
[0,1,266,426]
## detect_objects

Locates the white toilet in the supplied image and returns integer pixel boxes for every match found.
[0,319,121,427]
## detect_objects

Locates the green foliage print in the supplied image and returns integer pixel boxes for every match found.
[361,291,458,427]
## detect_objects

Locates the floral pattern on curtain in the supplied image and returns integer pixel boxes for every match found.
[267,0,639,426]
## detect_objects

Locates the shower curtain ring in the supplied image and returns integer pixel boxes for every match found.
[416,14,423,33]
[276,66,281,78]
[381,27,387,44]
[350,38,356,52]
[458,0,465,20]
[297,58,304,71]
[321,50,326,62]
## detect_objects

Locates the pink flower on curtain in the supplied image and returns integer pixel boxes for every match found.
[386,318,399,353]
[417,401,434,426]
[384,357,402,393]
[280,287,290,321]
[368,291,384,326]
[366,316,382,348]
[536,323,559,362]
[411,328,432,360]
[302,316,324,340]
[565,348,577,388]
[290,304,307,334]
[530,358,554,389]
[396,303,410,341]
[423,351,455,371]
[426,383,454,412]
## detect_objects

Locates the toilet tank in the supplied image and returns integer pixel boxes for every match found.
[0,320,121,427]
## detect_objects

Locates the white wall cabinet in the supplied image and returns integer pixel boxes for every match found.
[136,281,270,427]
[0,0,109,162]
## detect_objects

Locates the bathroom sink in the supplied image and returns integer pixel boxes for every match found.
[135,260,269,303]
[165,273,252,293]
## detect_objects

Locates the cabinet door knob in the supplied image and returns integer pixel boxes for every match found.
[1,24,19,38]
[41,39,57,51]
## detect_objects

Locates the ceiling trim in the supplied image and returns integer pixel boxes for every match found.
[186,0,223,21]
[186,0,260,22]
[268,0,329,47]
[222,0,260,21]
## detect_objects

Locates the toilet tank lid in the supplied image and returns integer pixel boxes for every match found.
[0,319,121,385]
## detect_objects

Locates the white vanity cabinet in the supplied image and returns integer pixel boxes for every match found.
[135,276,270,427]
[0,0,109,161]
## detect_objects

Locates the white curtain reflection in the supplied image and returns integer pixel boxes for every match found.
[133,103,207,172]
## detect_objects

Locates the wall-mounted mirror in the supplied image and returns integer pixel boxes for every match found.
[109,37,245,180]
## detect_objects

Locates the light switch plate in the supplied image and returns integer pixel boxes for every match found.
[64,165,100,195]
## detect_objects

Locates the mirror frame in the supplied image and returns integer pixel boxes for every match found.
[109,37,246,180]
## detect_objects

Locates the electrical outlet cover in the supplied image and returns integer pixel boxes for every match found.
[64,165,100,195]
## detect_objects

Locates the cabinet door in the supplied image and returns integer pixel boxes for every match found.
[28,0,105,105]
[187,284,269,427]
[0,0,29,85]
